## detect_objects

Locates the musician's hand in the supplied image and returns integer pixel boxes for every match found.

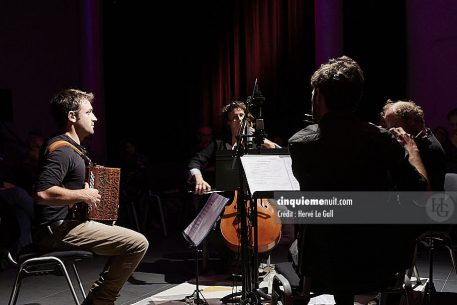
[389,127,430,189]
[194,174,211,195]
[389,127,418,151]
[83,182,101,207]
[261,138,278,149]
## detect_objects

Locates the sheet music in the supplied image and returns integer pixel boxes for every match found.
[282,156,301,190]
[183,193,229,247]
[240,155,300,194]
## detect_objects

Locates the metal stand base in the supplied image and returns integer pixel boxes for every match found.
[184,247,209,305]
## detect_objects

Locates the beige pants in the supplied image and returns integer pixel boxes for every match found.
[37,220,149,305]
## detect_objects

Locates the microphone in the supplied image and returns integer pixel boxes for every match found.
[256,118,264,131]
[246,125,254,149]
[254,118,267,147]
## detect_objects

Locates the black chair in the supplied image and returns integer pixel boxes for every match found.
[415,172,457,302]
[7,244,93,305]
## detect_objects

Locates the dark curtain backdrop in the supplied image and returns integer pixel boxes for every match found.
[342,1,407,123]
[103,0,315,186]
[197,0,315,141]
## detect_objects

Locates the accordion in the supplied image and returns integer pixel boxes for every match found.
[84,165,121,221]
[46,140,121,222]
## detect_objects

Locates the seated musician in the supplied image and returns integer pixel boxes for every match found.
[188,100,280,195]
[34,89,149,305]
[288,56,429,305]
[187,100,281,273]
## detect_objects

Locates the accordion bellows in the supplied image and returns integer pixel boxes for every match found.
[86,165,121,221]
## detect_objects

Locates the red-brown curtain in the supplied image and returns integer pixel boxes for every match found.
[198,0,314,139]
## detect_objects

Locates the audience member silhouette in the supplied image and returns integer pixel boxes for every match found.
[195,126,214,152]
[0,162,34,251]
[119,139,150,194]
[13,130,44,195]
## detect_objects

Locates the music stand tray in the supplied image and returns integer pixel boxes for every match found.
[182,193,229,305]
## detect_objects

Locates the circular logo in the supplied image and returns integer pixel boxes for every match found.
[426,193,455,223]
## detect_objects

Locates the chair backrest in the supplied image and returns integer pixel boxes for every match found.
[444,173,457,191]
[444,173,457,246]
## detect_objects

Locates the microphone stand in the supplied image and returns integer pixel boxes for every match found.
[231,77,257,169]
[222,78,269,305]
[228,96,251,303]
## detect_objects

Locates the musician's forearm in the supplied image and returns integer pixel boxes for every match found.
[35,186,86,206]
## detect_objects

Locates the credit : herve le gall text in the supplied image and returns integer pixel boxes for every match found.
[278,209,334,218]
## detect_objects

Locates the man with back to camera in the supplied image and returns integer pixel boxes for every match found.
[288,56,429,305]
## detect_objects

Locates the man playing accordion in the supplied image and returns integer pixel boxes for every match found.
[35,89,149,305]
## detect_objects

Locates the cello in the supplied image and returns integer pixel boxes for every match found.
[220,190,282,253]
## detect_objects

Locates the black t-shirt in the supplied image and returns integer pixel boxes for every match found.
[35,134,87,226]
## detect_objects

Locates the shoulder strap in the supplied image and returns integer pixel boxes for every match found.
[46,140,92,165]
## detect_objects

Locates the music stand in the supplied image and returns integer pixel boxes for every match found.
[183,192,229,305]
[218,151,295,305]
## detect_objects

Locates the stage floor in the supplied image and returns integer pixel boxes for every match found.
[1,229,457,305]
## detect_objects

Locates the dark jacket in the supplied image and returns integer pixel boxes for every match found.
[288,112,427,293]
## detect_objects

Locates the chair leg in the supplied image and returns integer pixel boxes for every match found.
[150,192,167,237]
[8,266,24,305]
[412,265,422,285]
[55,258,81,305]
[72,262,86,298]
[408,240,423,286]
[402,272,414,305]
[446,245,457,280]
[128,200,141,232]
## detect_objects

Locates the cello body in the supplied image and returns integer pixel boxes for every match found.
[220,190,282,253]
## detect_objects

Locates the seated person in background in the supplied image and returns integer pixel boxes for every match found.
[118,138,151,196]
[288,56,428,305]
[193,125,214,152]
[188,100,280,194]
[14,130,44,195]
[0,170,34,251]
[382,99,446,191]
